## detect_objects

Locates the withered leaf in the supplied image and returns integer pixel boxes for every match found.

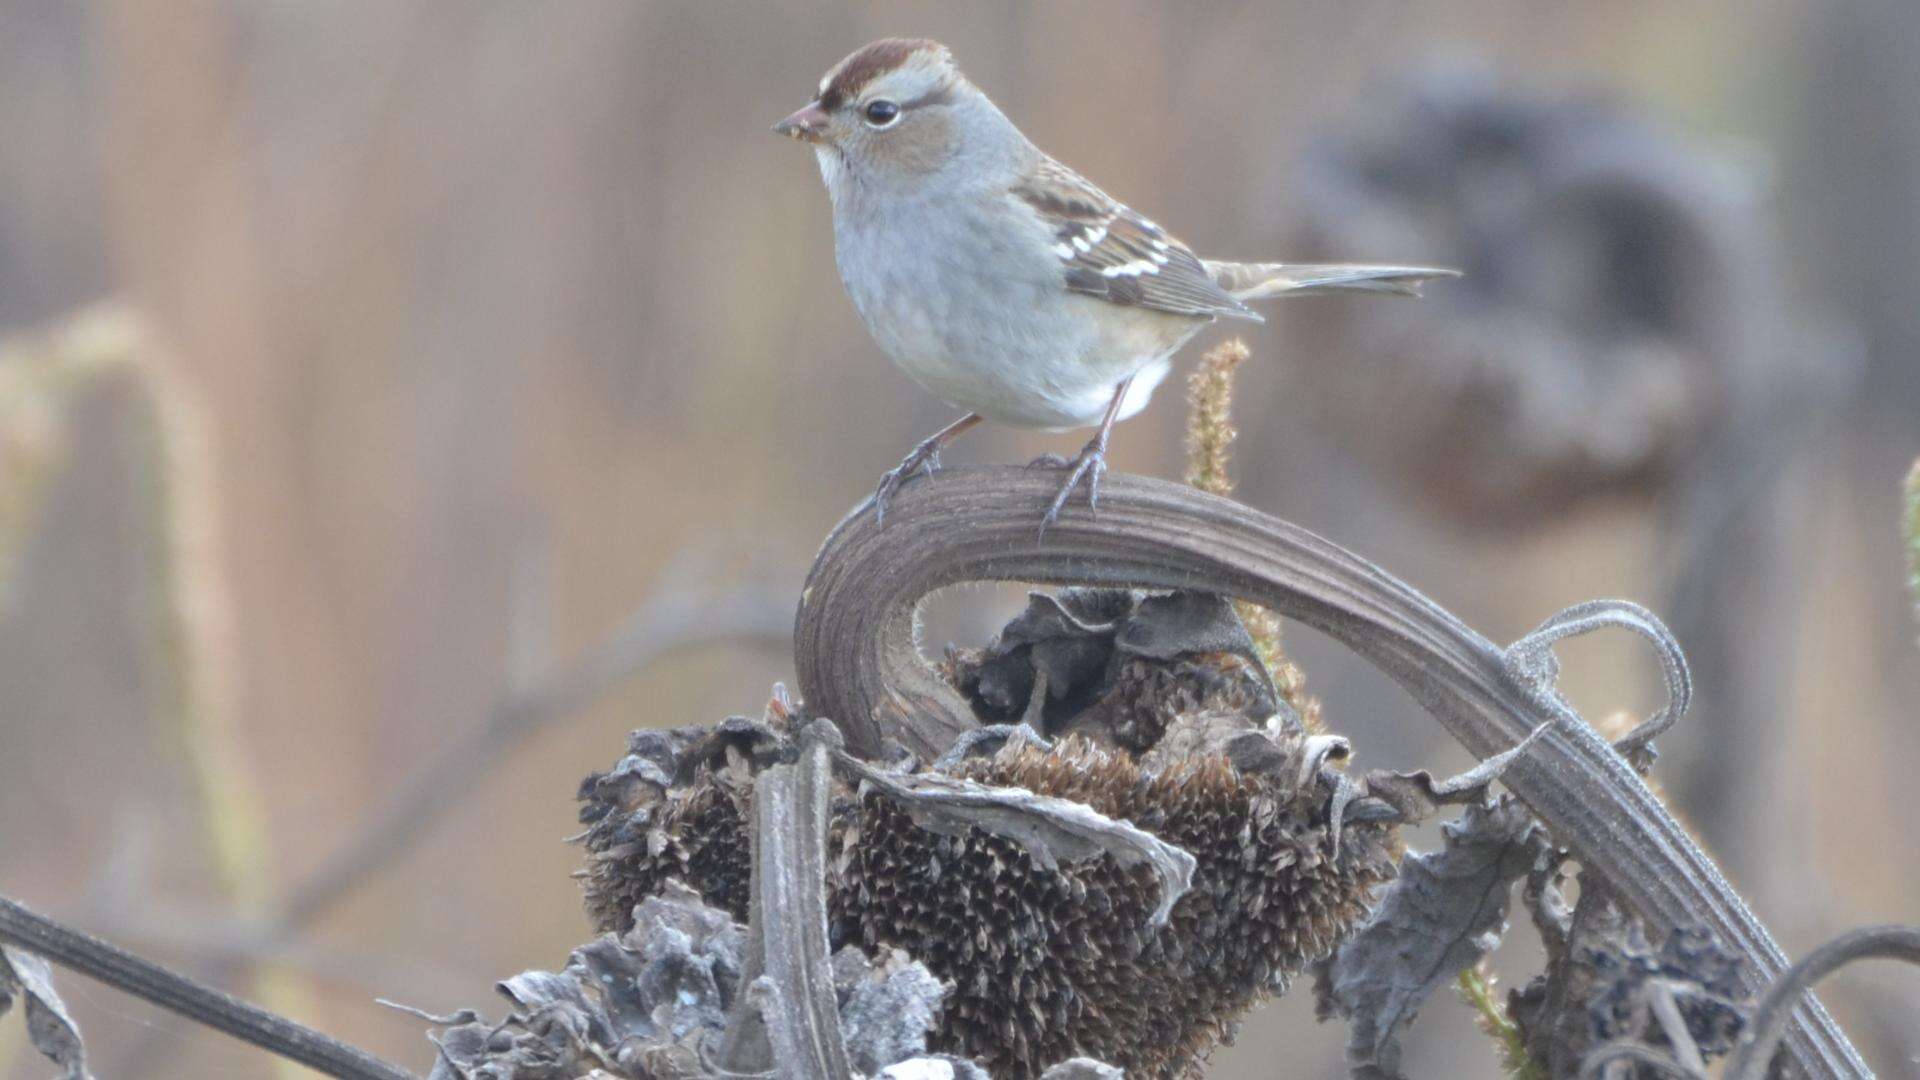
[1315,798,1549,1079]
[1357,721,1552,825]
[0,946,92,1080]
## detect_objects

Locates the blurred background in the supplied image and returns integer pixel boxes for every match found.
[2,3,1916,1077]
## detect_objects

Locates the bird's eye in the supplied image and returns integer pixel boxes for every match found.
[862,100,901,127]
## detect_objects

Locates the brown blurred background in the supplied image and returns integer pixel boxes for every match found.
[2,3,1915,1077]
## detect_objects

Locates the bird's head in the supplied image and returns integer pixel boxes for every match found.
[774,38,1030,207]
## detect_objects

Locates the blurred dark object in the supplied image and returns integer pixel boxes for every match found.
[1790,0,1920,422]
[1511,886,1751,1078]
[1287,67,1791,523]
[1284,67,1868,918]
[939,588,1286,749]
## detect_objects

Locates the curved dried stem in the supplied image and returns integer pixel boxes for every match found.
[0,896,413,1080]
[1725,925,1920,1080]
[1503,599,1691,766]
[1577,1040,1703,1080]
[791,465,1867,1079]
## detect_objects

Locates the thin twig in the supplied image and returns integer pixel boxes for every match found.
[0,896,415,1080]
[125,578,789,1076]
[790,464,1869,1079]
[278,581,791,929]
[1576,1040,1702,1080]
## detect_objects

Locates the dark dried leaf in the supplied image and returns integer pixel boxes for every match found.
[947,588,1279,737]
[1114,591,1264,665]
[1315,798,1549,1079]
[413,882,754,1079]
[576,884,744,1044]
[1357,722,1552,824]
[0,946,92,1080]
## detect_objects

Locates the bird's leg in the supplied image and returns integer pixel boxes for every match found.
[1039,375,1133,534]
[868,412,983,524]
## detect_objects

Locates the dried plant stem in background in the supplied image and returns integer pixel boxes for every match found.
[1184,338,1321,729]
[1183,339,1248,498]
[0,309,139,593]
[0,308,314,1076]
[1457,963,1546,1080]
[0,896,411,1080]
[1905,459,1919,642]
[121,316,320,1080]
[129,319,319,1070]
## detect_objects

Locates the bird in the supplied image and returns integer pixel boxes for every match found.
[773,38,1455,530]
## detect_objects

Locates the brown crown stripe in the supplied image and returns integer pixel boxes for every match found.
[818,37,943,110]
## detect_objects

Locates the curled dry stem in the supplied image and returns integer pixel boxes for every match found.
[1503,599,1691,769]
[1723,924,1920,1080]
[791,464,1867,1079]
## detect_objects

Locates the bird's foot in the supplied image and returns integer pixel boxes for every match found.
[1037,436,1109,536]
[867,434,949,525]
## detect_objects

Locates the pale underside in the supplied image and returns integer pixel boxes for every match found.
[829,151,1217,431]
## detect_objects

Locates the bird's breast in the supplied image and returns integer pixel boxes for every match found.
[833,200,1204,429]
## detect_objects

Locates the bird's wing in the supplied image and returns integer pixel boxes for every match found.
[1012,158,1260,322]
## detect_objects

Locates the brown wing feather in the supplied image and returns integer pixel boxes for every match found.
[1013,159,1258,321]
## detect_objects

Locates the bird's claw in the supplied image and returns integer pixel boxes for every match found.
[868,437,946,525]
[1037,440,1108,536]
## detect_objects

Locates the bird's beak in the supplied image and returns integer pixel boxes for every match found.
[772,101,830,144]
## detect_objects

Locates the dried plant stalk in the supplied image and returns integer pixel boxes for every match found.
[0,896,410,1080]
[1,308,314,1073]
[791,465,1869,1078]
[1183,338,1321,729]
[1183,339,1249,498]
[1905,458,1919,641]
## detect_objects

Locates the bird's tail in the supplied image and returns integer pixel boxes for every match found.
[1204,261,1460,302]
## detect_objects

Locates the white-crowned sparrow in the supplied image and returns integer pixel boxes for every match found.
[775,38,1455,528]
